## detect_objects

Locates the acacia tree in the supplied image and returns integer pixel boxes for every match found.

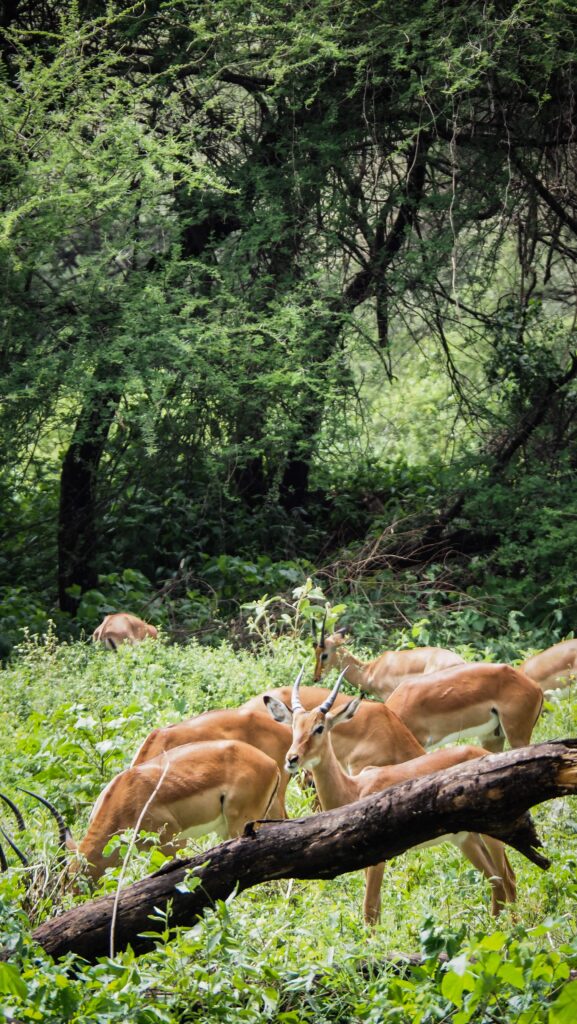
[2,0,577,618]
[0,14,230,610]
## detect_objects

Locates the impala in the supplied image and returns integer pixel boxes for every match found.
[20,740,282,883]
[384,662,543,751]
[521,639,577,692]
[312,614,464,697]
[264,670,516,922]
[130,706,297,816]
[92,612,158,649]
[241,684,426,773]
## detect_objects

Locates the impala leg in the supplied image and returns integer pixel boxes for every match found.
[363,863,385,925]
[497,695,543,748]
[275,772,289,819]
[497,720,537,749]
[262,769,285,823]
[482,736,506,753]
[481,721,506,753]
[266,790,287,821]
[480,834,517,904]
[225,770,283,838]
[225,801,263,839]
[454,832,510,916]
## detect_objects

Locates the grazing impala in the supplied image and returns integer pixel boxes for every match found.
[385,662,543,751]
[92,613,158,650]
[21,741,282,883]
[131,707,296,816]
[521,639,577,692]
[264,670,516,923]
[312,614,464,697]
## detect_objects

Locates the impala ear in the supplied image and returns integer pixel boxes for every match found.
[333,627,348,644]
[263,695,293,725]
[326,697,361,729]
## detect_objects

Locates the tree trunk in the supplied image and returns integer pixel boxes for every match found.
[58,378,121,615]
[13,740,577,964]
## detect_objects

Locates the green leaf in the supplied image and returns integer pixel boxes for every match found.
[497,962,525,990]
[441,958,476,1008]
[478,931,507,950]
[549,981,577,1024]
[0,963,27,999]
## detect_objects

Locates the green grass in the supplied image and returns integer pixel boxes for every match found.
[1,630,577,1022]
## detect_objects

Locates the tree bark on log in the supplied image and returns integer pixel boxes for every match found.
[11,740,577,964]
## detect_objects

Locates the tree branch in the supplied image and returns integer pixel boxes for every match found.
[342,134,429,311]
[506,155,577,239]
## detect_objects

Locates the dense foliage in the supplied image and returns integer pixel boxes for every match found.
[2,0,577,649]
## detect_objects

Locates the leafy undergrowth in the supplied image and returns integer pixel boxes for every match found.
[1,628,577,1022]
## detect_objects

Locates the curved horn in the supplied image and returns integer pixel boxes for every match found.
[291,664,306,713]
[319,667,348,714]
[319,609,327,648]
[18,788,72,850]
[311,617,318,643]
[0,791,25,832]
[0,826,28,866]
[0,841,6,872]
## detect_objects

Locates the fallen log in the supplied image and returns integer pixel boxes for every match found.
[9,740,577,963]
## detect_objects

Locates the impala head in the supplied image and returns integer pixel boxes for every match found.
[312,612,348,681]
[264,666,360,773]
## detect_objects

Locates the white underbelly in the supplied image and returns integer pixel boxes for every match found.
[414,831,469,851]
[178,815,226,841]
[426,711,500,747]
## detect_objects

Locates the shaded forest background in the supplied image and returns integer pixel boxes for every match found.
[2,0,577,653]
